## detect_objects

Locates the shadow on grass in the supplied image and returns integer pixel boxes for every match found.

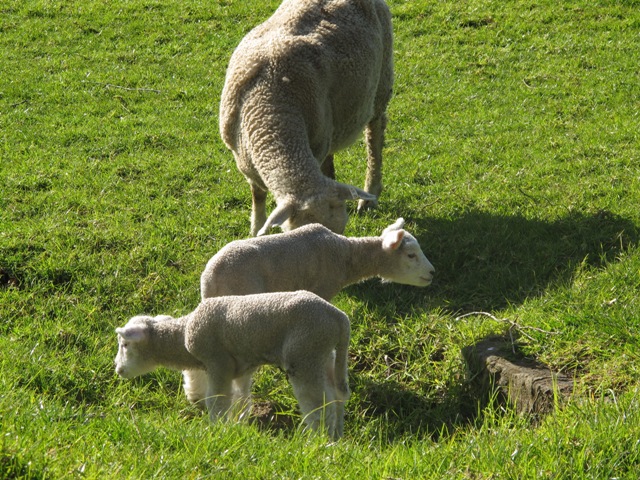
[349,208,638,314]
[245,379,475,442]
[348,331,577,442]
[340,209,638,441]
[350,374,477,442]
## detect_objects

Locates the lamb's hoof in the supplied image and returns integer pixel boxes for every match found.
[185,396,208,411]
[357,198,378,212]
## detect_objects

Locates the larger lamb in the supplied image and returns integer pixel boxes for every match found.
[219,0,393,236]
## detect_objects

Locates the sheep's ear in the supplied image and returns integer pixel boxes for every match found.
[382,228,405,251]
[335,183,377,202]
[382,218,405,235]
[258,202,295,236]
[116,325,148,343]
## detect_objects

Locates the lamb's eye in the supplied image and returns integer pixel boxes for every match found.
[408,253,416,259]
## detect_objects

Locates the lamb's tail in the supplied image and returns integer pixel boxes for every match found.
[333,312,351,403]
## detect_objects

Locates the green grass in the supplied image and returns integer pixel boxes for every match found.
[2,0,640,477]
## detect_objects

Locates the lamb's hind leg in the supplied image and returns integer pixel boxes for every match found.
[326,350,349,439]
[288,359,339,440]
[183,369,208,410]
[359,114,387,212]
[250,182,268,236]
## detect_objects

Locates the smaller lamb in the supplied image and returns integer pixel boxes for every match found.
[115,291,350,440]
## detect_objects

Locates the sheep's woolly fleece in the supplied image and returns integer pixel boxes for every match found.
[219,0,393,235]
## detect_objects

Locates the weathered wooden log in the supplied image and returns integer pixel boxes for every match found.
[463,337,574,415]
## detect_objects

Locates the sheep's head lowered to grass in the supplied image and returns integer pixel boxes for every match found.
[115,316,156,379]
[257,183,376,236]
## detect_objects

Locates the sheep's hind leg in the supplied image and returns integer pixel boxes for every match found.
[359,114,387,212]
[250,183,268,236]
[326,353,349,439]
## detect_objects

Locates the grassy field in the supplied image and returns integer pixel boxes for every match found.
[2,0,640,477]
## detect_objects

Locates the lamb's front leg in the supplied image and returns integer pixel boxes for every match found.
[359,114,386,212]
[205,370,234,422]
[230,370,255,421]
[250,182,268,236]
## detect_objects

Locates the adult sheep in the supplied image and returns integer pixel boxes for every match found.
[219,0,393,236]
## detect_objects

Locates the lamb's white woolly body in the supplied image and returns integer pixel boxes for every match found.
[115,291,350,440]
[183,218,434,406]
[220,0,393,235]
[201,218,434,300]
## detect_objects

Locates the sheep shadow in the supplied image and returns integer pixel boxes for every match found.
[348,208,638,314]
[339,209,637,440]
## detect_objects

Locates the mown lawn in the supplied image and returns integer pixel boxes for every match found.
[1,0,639,478]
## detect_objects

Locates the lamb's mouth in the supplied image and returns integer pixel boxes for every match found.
[420,276,433,285]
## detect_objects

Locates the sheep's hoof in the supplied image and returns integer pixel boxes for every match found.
[357,198,378,212]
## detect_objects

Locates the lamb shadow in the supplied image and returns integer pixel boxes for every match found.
[349,329,580,442]
[350,374,476,442]
[348,208,638,314]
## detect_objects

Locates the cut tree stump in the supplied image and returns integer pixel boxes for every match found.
[463,336,574,415]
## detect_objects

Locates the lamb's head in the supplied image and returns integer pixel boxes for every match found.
[379,218,435,286]
[258,182,376,235]
[114,315,160,379]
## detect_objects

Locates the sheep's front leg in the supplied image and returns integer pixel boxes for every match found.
[359,114,387,212]
[250,183,268,236]
[321,154,336,180]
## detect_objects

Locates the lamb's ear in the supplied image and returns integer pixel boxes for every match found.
[382,228,405,251]
[382,218,405,235]
[335,183,377,202]
[116,325,148,343]
[258,201,295,236]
